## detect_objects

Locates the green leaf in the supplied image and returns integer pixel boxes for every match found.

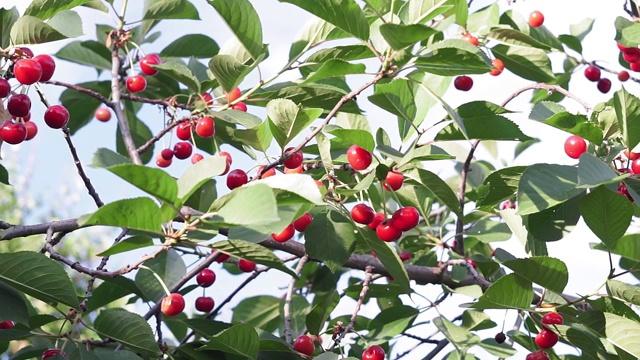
[208,54,251,93]
[252,174,325,205]
[577,153,627,188]
[86,276,142,312]
[414,77,465,137]
[453,0,468,27]
[143,0,199,20]
[302,60,366,84]
[476,166,526,207]
[267,99,323,148]
[436,101,530,141]
[279,0,369,40]
[306,45,374,63]
[176,155,228,202]
[614,87,640,152]
[517,164,582,215]
[209,184,279,226]
[306,291,339,335]
[0,251,80,310]
[209,0,263,60]
[201,324,259,359]
[0,7,19,48]
[0,163,9,185]
[535,111,603,145]
[594,233,640,261]
[367,305,418,340]
[579,186,633,246]
[78,197,163,233]
[61,81,111,134]
[24,0,92,20]
[304,209,356,272]
[433,316,480,348]
[107,165,177,204]
[97,236,155,257]
[398,0,452,24]
[470,274,532,309]
[232,296,280,333]
[56,41,112,71]
[359,229,411,293]
[0,282,29,324]
[405,168,462,216]
[161,34,219,58]
[502,257,568,293]
[92,148,132,168]
[152,61,200,92]
[571,18,595,41]
[607,280,640,306]
[289,18,338,61]
[10,15,68,44]
[379,23,437,50]
[135,249,186,302]
[211,240,295,277]
[47,10,83,38]
[491,44,555,83]
[525,194,582,243]
[487,28,551,50]
[254,81,361,114]
[233,120,273,153]
[94,309,161,357]
[368,79,416,122]
[216,110,261,128]
[416,46,491,76]
[604,313,640,358]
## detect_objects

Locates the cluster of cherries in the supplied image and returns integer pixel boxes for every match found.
[293,333,385,360]
[0,48,71,145]
[123,53,162,93]
[1,320,65,359]
[225,146,304,190]
[583,65,617,93]
[524,312,564,360]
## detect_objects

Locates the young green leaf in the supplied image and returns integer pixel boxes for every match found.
[304,209,357,272]
[108,164,178,204]
[502,256,568,294]
[580,186,633,247]
[143,0,200,20]
[266,99,323,148]
[209,184,279,226]
[78,197,163,233]
[176,155,228,202]
[200,324,259,359]
[94,309,161,357]
[470,274,532,309]
[517,164,582,215]
[279,0,369,40]
[209,0,264,60]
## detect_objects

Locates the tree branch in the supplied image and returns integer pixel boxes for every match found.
[284,255,308,344]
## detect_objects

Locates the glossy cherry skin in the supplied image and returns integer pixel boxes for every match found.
[126,75,147,93]
[293,335,315,356]
[195,296,214,312]
[173,141,193,159]
[238,258,256,272]
[160,148,174,160]
[226,87,242,103]
[18,47,34,58]
[526,350,549,360]
[632,62,640,72]
[382,170,404,191]
[564,135,587,159]
[176,122,192,140]
[541,312,563,325]
[0,320,15,329]
[44,105,70,129]
[528,11,545,28]
[494,332,506,344]
[13,59,42,85]
[390,206,420,231]
[623,48,640,63]
[632,159,640,174]
[0,121,27,144]
[140,54,161,76]
[161,293,185,316]
[195,117,215,138]
[7,94,31,117]
[284,147,303,169]
[227,169,248,190]
[191,153,204,163]
[0,78,10,98]
[584,65,601,81]
[376,220,402,242]
[362,345,386,360]
[619,70,630,82]
[219,151,232,175]
[257,165,276,179]
[196,268,216,287]
[489,59,504,76]
[462,32,479,46]
[399,251,412,261]
[272,224,295,242]
[535,328,559,349]
[597,78,611,93]
[293,213,313,232]
[200,92,213,106]
[454,76,473,91]
[213,251,230,263]
[367,213,386,230]
[346,145,373,170]
[24,121,37,140]
[33,54,55,81]
[232,102,247,112]
[95,108,111,122]
[42,349,65,360]
[156,155,172,168]
[351,203,375,224]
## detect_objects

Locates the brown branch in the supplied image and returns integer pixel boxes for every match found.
[121,93,190,110]
[1,219,79,240]
[45,80,113,107]
[331,265,374,348]
[284,255,309,344]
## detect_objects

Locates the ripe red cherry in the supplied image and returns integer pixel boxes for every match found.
[18,47,34,58]
[367,213,386,230]
[462,32,479,46]
[161,293,185,316]
[13,59,42,85]
[95,108,111,122]
[196,268,216,287]
[632,62,640,72]
[140,54,161,76]
[619,70,630,82]
[33,54,55,81]
[238,258,256,272]
[195,117,215,138]
[126,75,146,93]
[584,65,601,82]
[597,78,611,93]
[535,328,559,349]
[160,148,174,160]
[528,11,545,28]
[0,121,27,144]
[0,78,10,98]
[201,92,213,106]
[272,224,295,242]
[226,87,242,103]
[284,147,303,169]
[623,48,640,63]
[293,213,313,232]
[618,42,629,51]
[42,349,65,360]
[390,206,420,231]
[227,169,248,190]
[44,104,70,129]
[541,312,564,325]
[7,94,31,117]
[293,335,315,356]
[625,149,640,160]
[24,121,37,140]
[564,135,587,159]
[526,350,549,360]
[454,75,473,91]
[219,151,232,175]
[173,141,193,159]
[351,203,375,224]
[195,296,214,312]
[232,102,247,112]
[214,251,230,262]
[631,158,640,174]
[362,345,386,360]
[618,182,634,202]
[0,320,15,329]
[346,145,373,170]
[382,170,404,191]
[156,155,172,168]
[176,122,192,140]
[376,220,403,242]
[489,58,504,76]
[399,251,412,261]
[191,153,204,163]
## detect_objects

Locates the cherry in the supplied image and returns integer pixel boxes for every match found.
[367,213,386,230]
[631,158,640,174]
[42,349,65,360]
[13,58,42,85]
[351,203,375,224]
[619,70,630,82]
[293,213,313,232]
[632,62,640,72]
[173,141,193,159]
[156,155,172,168]
[541,312,563,325]
[219,151,232,175]
[176,122,192,140]
[24,121,37,140]
[226,87,242,103]
[466,258,477,268]
[618,43,629,51]
[597,78,611,93]
[0,78,10,98]
[7,94,31,117]
[535,328,559,349]
[285,164,304,174]
[95,108,111,122]
[44,104,70,129]
[376,220,402,242]
[564,135,587,159]
[526,350,550,360]
[346,145,373,170]
[500,200,516,210]
[284,147,303,169]
[191,153,204,163]
[272,224,295,242]
[227,169,248,190]
[618,183,634,202]
[160,148,174,160]
[232,102,247,112]
[140,54,161,76]
[454,75,473,91]
[196,268,216,287]
[489,58,504,76]
[462,32,479,46]
[18,47,34,58]
[584,65,601,82]
[382,170,404,191]
[528,10,544,28]
[293,335,315,356]
[390,206,420,231]
[623,48,640,63]
[200,92,213,106]
[214,252,230,262]
[33,54,55,81]
[195,296,214,312]
[362,345,386,360]
[161,293,185,316]
[0,121,27,144]
[13,113,31,122]
[399,251,412,261]
[0,320,15,329]
[494,332,506,344]
[126,75,146,93]
[257,165,276,179]
[238,258,256,272]
[195,117,215,138]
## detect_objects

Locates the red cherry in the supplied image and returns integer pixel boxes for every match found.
[584,65,601,82]
[535,328,559,349]
[219,151,232,175]
[631,159,640,174]
[293,335,315,356]
[173,141,193,159]
[346,145,373,170]
[618,42,629,51]
[351,204,375,224]
[489,58,504,76]
[631,62,640,72]
[44,104,70,129]
[33,54,55,82]
[382,170,404,191]
[619,70,630,82]
[362,345,386,360]
[526,350,550,360]
[367,213,386,230]
[18,47,34,58]
[160,148,174,160]
[156,155,172,168]
[466,258,477,268]
[238,258,256,272]
[528,10,544,28]
[284,147,303,169]
[195,296,214,312]
[272,224,295,242]
[201,92,213,106]
[0,78,11,98]
[24,121,37,140]
[226,87,242,103]
[454,75,473,91]
[500,200,516,210]
[13,59,42,85]
[0,320,15,329]
[541,312,564,325]
[0,121,27,144]
[462,32,479,46]
[95,108,111,122]
[399,251,412,261]
[161,293,185,316]
[176,122,192,140]
[126,75,146,93]
[390,206,420,231]
[195,117,215,138]
[196,268,216,287]
[7,94,31,117]
[232,102,247,112]
[191,153,204,163]
[618,182,634,202]
[597,78,611,93]
[564,135,587,159]
[257,165,276,179]
[214,251,230,263]
[140,54,161,76]
[376,220,402,242]
[42,349,65,360]
[293,213,313,232]
[624,48,640,63]
[227,169,248,190]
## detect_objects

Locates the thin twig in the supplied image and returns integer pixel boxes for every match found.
[284,255,309,344]
[136,115,197,154]
[45,80,113,107]
[331,266,374,347]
